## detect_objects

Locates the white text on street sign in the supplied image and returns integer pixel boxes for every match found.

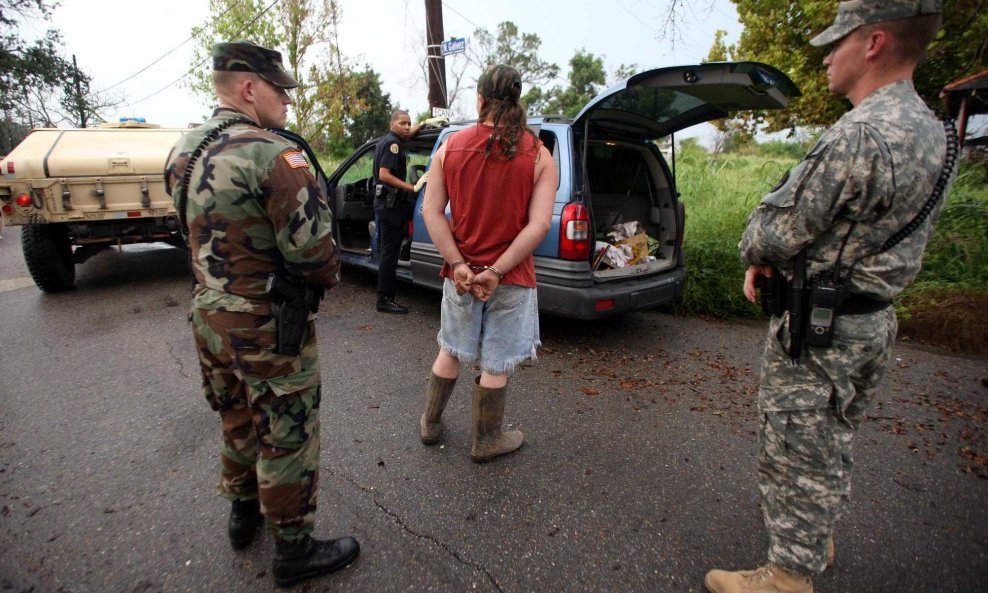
[440,38,467,56]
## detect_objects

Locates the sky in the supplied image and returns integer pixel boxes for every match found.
[24,0,745,134]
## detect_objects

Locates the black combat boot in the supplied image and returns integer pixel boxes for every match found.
[227,498,263,550]
[376,295,408,314]
[272,535,360,587]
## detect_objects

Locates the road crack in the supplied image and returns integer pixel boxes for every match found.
[164,339,194,380]
[328,469,504,592]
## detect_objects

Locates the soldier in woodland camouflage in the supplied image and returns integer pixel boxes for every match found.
[164,40,359,588]
[704,2,951,593]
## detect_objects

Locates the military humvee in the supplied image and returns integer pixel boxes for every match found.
[0,121,188,292]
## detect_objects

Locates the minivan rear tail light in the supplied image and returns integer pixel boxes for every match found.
[559,202,590,260]
[15,194,32,207]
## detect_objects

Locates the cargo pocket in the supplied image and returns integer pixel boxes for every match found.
[776,409,835,473]
[228,323,304,404]
[259,373,321,450]
[758,314,833,413]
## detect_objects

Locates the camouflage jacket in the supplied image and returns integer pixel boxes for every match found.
[739,80,949,300]
[165,108,340,313]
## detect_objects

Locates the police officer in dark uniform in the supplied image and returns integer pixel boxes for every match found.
[373,110,430,313]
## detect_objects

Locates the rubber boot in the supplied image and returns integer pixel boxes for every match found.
[704,563,813,593]
[272,535,360,588]
[470,379,524,463]
[227,498,262,550]
[420,372,457,444]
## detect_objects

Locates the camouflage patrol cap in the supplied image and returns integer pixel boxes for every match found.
[478,64,522,102]
[810,0,943,47]
[212,40,299,89]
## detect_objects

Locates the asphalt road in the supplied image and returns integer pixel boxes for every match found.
[0,235,985,593]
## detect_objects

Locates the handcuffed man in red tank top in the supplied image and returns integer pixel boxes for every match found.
[418,64,558,463]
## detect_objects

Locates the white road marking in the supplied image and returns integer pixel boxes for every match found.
[0,277,36,293]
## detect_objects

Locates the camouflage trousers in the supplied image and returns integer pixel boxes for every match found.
[191,307,322,544]
[756,306,897,575]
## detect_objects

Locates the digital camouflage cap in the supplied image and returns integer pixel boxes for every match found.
[212,40,299,89]
[809,0,943,47]
[478,64,522,102]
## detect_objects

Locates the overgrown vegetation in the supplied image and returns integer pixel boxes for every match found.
[670,140,988,353]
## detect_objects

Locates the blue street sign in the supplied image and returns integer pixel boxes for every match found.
[440,38,467,56]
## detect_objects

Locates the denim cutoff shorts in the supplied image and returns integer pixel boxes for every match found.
[437,278,540,375]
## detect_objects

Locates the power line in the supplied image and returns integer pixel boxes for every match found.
[440,0,482,32]
[102,0,247,92]
[125,0,281,108]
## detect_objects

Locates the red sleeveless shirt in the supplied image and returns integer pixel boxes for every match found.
[439,124,541,288]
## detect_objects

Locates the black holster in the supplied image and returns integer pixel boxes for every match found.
[266,273,324,356]
[375,183,406,209]
[756,267,789,317]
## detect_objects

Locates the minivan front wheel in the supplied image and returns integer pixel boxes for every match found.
[22,222,76,292]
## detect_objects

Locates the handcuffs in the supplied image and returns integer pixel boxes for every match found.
[449,260,503,280]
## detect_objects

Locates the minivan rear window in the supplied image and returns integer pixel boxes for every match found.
[596,87,707,127]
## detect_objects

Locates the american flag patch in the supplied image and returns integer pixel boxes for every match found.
[282,151,309,169]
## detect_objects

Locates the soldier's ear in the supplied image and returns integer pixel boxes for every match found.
[240,76,257,104]
[863,28,889,61]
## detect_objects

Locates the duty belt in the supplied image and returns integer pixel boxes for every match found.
[837,294,889,316]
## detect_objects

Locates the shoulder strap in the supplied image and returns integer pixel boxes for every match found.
[178,117,254,237]
[879,118,960,253]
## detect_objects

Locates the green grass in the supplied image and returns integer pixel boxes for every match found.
[670,143,988,325]
[671,144,797,317]
[910,163,988,291]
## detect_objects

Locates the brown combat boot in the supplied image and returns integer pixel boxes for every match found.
[470,379,524,463]
[704,563,813,593]
[420,372,456,444]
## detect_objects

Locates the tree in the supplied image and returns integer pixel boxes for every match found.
[532,50,607,118]
[189,0,383,159]
[470,21,560,107]
[187,0,281,104]
[346,68,395,149]
[727,0,988,132]
[650,0,719,50]
[610,63,638,85]
[2,0,114,151]
[280,0,328,140]
[704,29,753,152]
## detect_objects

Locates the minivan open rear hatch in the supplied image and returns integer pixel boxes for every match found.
[573,61,800,142]
[573,62,800,284]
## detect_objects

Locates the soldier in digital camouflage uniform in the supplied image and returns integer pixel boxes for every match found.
[164,40,359,588]
[704,3,952,593]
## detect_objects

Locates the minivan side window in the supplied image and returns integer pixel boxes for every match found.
[539,130,560,189]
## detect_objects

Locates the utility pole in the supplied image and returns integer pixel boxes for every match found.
[424,0,447,111]
[72,55,87,128]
